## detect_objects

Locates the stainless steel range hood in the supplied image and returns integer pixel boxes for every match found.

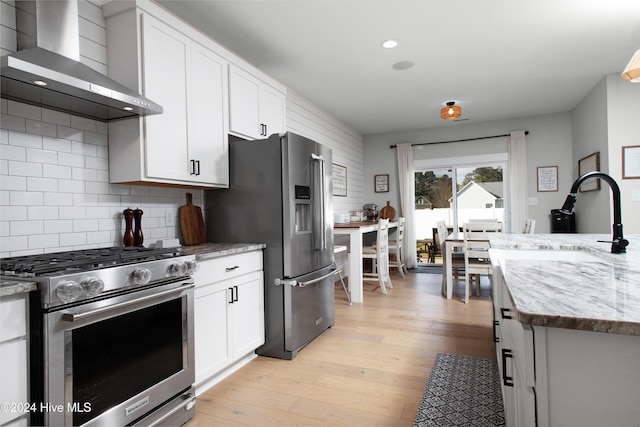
[1,0,162,121]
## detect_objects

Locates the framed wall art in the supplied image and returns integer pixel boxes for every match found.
[622,145,640,179]
[374,174,389,193]
[332,163,347,196]
[578,151,600,192]
[537,166,558,192]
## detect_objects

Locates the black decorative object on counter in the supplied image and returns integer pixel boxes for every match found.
[123,208,135,247]
[134,208,144,247]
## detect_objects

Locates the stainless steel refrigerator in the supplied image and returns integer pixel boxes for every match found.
[205,132,335,359]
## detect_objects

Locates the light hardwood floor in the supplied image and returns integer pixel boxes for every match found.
[187,270,495,426]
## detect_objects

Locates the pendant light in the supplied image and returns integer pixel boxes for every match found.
[440,101,461,120]
[621,49,640,82]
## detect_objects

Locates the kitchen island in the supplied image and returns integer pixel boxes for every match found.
[488,233,640,427]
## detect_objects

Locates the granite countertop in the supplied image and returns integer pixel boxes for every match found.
[0,278,37,297]
[488,233,640,336]
[181,242,265,260]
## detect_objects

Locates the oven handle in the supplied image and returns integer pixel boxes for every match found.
[60,283,194,322]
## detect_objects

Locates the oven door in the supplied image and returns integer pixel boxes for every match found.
[43,279,195,427]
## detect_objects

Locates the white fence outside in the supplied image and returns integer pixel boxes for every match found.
[414,208,505,240]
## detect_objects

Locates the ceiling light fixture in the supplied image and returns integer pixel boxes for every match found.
[382,40,398,49]
[621,49,640,82]
[440,101,461,120]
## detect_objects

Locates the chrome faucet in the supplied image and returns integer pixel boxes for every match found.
[559,171,628,253]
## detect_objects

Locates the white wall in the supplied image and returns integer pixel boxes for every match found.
[606,74,640,235]
[363,113,574,234]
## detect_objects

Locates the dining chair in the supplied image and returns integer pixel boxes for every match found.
[388,217,407,277]
[524,218,536,234]
[362,218,393,294]
[462,221,502,303]
[436,220,465,295]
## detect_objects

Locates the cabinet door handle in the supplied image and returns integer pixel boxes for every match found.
[190,159,196,175]
[233,285,239,302]
[500,307,513,319]
[195,160,200,176]
[225,266,240,272]
[228,287,234,304]
[493,320,500,343]
[501,348,514,387]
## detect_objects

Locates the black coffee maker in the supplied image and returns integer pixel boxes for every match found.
[363,204,378,221]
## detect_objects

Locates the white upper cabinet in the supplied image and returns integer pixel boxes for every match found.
[229,65,286,140]
[104,3,229,188]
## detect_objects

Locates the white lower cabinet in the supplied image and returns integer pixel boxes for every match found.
[492,266,640,427]
[193,251,264,394]
[0,293,29,427]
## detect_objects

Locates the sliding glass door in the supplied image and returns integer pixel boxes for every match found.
[414,155,507,265]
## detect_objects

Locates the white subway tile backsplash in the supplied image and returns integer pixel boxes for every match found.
[74,219,100,232]
[72,140,97,156]
[87,230,111,245]
[0,114,25,132]
[57,126,85,142]
[25,120,57,137]
[1,205,27,221]
[1,236,28,254]
[85,131,108,146]
[59,233,85,247]
[42,109,72,127]
[27,177,59,192]
[10,191,43,206]
[59,152,85,168]
[43,192,73,206]
[26,148,58,164]
[98,218,117,231]
[57,179,85,193]
[71,116,98,133]
[28,206,58,220]
[73,193,99,206]
[0,221,9,237]
[97,169,109,182]
[85,181,109,194]
[0,175,26,191]
[28,233,60,250]
[9,131,42,148]
[86,206,110,219]
[42,164,72,179]
[59,206,86,220]
[11,220,44,236]
[85,156,108,170]
[43,137,73,153]
[9,160,42,177]
[73,167,98,182]
[44,220,73,234]
[1,144,26,161]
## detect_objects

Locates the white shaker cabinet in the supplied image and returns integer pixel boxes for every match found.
[193,250,264,395]
[105,6,228,188]
[0,293,29,427]
[229,65,286,140]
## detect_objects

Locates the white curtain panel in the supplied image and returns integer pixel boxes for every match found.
[508,131,529,233]
[396,143,417,268]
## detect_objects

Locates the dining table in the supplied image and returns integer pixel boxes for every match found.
[333,220,397,303]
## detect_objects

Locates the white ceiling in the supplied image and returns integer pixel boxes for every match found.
[157,0,640,136]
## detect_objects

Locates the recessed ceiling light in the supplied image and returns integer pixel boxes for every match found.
[32,79,47,86]
[123,106,134,111]
[392,61,415,71]
[382,40,398,49]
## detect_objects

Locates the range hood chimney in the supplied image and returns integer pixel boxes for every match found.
[1,0,162,121]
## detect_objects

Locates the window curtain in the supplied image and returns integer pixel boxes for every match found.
[508,131,528,233]
[396,143,417,268]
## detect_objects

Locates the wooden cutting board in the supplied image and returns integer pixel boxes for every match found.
[380,201,396,220]
[179,193,206,245]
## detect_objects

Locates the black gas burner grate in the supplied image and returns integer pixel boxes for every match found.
[1,246,183,276]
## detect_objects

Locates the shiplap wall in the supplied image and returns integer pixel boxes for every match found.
[0,0,365,259]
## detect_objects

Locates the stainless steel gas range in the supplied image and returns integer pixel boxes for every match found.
[1,247,198,427]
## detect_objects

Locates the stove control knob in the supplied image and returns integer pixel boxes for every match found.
[169,262,188,276]
[185,259,198,274]
[81,277,105,297]
[131,267,152,284]
[56,280,83,303]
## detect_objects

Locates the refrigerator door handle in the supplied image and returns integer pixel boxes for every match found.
[275,269,341,288]
[310,153,326,251]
